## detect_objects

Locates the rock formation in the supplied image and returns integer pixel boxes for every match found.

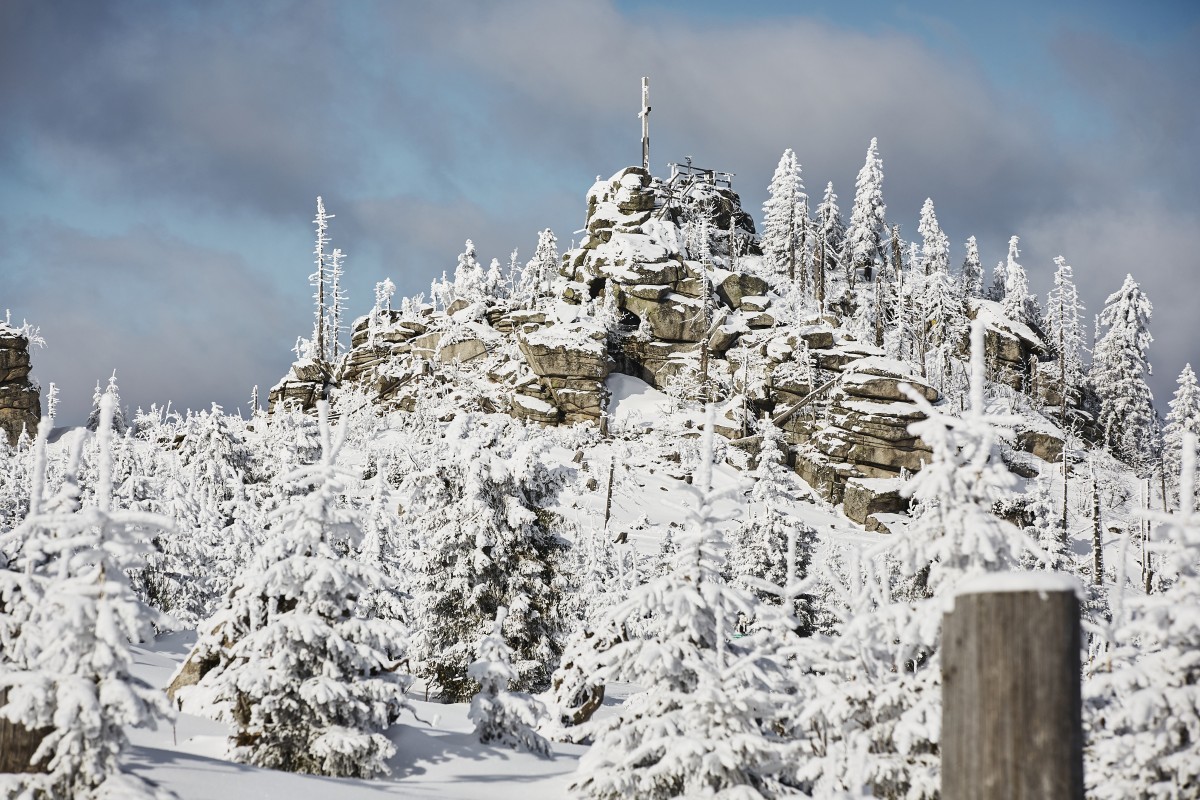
[0,323,40,446]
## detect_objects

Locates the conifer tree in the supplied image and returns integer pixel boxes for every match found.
[960,235,984,299]
[468,606,552,756]
[845,138,886,287]
[310,197,333,363]
[1086,432,1200,798]
[570,410,802,799]
[987,259,1007,303]
[1091,274,1158,468]
[1042,256,1087,417]
[1000,236,1038,328]
[178,402,410,778]
[454,239,486,302]
[0,397,173,799]
[813,181,845,312]
[762,148,808,285]
[728,420,816,628]
[518,229,559,307]
[1163,364,1200,505]
[325,246,346,362]
[405,416,568,702]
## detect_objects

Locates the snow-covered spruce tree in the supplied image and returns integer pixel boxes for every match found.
[0,397,174,799]
[986,258,1007,303]
[85,371,126,434]
[1091,273,1158,469]
[913,198,966,390]
[1163,364,1200,506]
[405,415,568,702]
[1042,255,1087,419]
[177,402,410,778]
[569,409,802,800]
[310,196,333,364]
[468,606,552,756]
[762,148,808,286]
[844,137,886,287]
[515,228,560,308]
[897,318,1032,597]
[1019,473,1072,571]
[960,235,983,299]
[813,181,846,312]
[1000,236,1038,329]
[1086,432,1200,798]
[453,238,487,303]
[793,319,1032,798]
[728,420,816,628]
[325,246,346,362]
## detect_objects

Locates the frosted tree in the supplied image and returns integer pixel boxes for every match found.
[310,196,333,363]
[1019,473,1071,572]
[453,239,486,302]
[325,246,346,362]
[728,420,816,627]
[404,416,568,702]
[485,257,506,300]
[1042,255,1087,418]
[960,235,983,298]
[468,606,552,756]
[517,229,559,307]
[762,148,809,286]
[177,402,410,778]
[913,199,964,389]
[794,321,1032,797]
[844,137,886,287]
[1091,274,1158,468]
[1000,236,1038,328]
[0,396,174,799]
[1163,364,1200,505]
[987,259,1007,303]
[897,318,1032,596]
[85,371,126,434]
[570,409,802,799]
[813,181,845,311]
[1086,432,1200,798]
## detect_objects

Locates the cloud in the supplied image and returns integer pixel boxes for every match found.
[0,0,1193,418]
[7,220,301,424]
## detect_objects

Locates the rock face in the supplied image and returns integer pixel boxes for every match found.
[0,326,40,445]
[843,477,910,526]
[970,299,1047,391]
[516,322,613,425]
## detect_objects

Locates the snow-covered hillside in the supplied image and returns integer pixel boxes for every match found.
[2,151,1198,799]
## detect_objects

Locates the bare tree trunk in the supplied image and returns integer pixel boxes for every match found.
[943,587,1083,800]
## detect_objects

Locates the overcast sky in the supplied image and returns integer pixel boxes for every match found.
[2,0,1197,424]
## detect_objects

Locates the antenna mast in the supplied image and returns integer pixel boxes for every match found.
[640,76,651,171]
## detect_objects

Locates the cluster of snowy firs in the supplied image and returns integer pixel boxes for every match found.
[2,137,1200,800]
[0,336,1196,799]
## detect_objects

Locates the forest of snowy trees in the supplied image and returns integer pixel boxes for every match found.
[1,137,1198,800]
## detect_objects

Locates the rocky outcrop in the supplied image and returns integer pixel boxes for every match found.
[516,322,613,425]
[843,476,910,526]
[267,359,329,413]
[969,299,1047,391]
[0,326,40,445]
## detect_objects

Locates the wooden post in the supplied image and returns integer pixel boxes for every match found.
[942,578,1083,800]
[640,77,650,171]
[0,689,51,774]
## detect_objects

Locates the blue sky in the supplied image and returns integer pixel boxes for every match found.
[1,0,1197,423]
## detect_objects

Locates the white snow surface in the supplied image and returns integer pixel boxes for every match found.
[952,570,1083,599]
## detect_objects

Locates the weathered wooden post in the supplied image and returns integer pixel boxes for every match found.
[942,574,1083,800]
[0,689,51,774]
